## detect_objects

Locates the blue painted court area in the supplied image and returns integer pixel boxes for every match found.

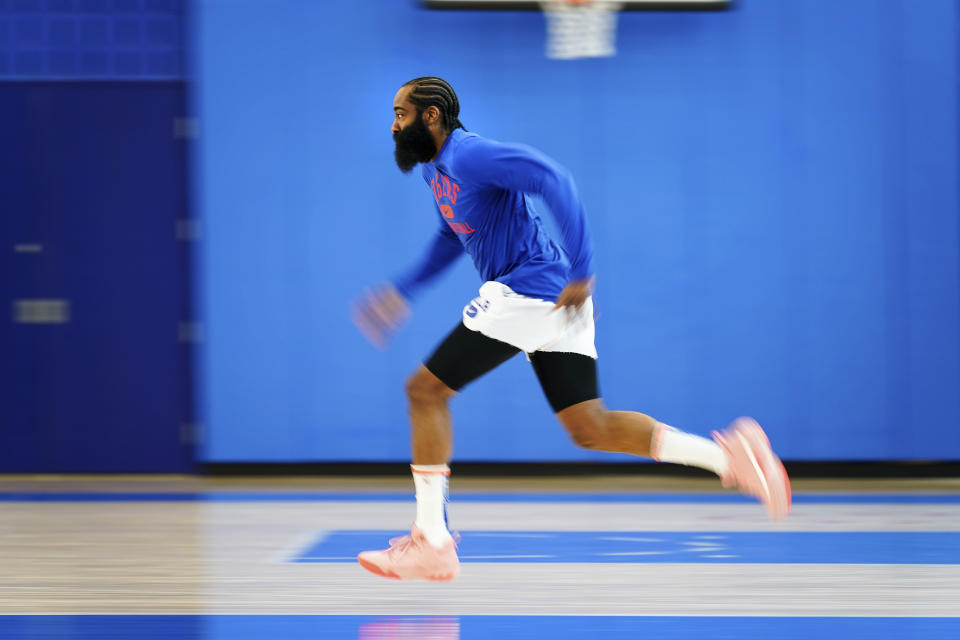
[1,615,957,639]
[295,530,960,564]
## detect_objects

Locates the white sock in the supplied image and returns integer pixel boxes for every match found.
[651,423,729,478]
[411,464,453,547]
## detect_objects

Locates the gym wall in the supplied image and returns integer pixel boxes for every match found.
[194,0,959,463]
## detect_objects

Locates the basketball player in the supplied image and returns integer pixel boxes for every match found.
[352,77,790,582]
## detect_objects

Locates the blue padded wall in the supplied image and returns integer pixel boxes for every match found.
[0,2,193,471]
[0,82,193,472]
[193,0,960,462]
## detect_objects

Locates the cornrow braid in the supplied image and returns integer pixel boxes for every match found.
[403,76,466,133]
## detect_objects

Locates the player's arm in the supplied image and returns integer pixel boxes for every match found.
[455,138,595,305]
[392,219,463,300]
[352,219,463,348]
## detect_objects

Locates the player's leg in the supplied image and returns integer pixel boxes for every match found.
[529,351,790,520]
[555,398,727,474]
[405,366,456,466]
[407,322,520,465]
[358,323,520,581]
[526,352,653,456]
[529,351,684,458]
[405,323,519,545]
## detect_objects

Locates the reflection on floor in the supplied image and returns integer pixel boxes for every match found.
[3,615,960,640]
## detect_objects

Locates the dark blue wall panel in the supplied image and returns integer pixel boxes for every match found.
[0,0,184,79]
[193,0,959,462]
[0,82,193,472]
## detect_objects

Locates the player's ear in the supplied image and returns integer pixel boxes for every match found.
[423,105,441,126]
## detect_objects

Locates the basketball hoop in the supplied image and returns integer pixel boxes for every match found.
[541,0,622,60]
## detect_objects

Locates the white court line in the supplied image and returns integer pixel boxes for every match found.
[469,533,554,538]
[460,554,554,559]
[598,536,664,543]
[267,530,326,564]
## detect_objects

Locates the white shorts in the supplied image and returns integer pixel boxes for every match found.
[461,281,597,359]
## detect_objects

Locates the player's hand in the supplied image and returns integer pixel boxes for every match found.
[552,277,595,312]
[351,283,411,349]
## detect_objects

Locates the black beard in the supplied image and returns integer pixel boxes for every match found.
[393,113,437,173]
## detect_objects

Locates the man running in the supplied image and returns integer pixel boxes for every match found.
[353,76,790,582]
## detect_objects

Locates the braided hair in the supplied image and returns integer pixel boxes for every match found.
[403,76,466,133]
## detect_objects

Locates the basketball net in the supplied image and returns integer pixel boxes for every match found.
[541,0,622,60]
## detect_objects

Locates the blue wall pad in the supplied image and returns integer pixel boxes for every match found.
[194,0,960,462]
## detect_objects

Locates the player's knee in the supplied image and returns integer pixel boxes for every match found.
[559,405,609,450]
[567,423,602,449]
[405,367,454,405]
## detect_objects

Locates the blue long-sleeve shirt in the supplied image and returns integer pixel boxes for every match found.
[393,128,594,302]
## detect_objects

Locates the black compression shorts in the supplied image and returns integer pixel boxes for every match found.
[424,322,600,413]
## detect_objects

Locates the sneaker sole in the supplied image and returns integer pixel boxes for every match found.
[357,555,400,580]
[426,570,459,582]
[357,555,459,582]
[739,421,792,520]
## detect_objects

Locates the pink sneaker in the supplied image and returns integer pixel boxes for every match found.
[357,525,460,582]
[713,417,792,521]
